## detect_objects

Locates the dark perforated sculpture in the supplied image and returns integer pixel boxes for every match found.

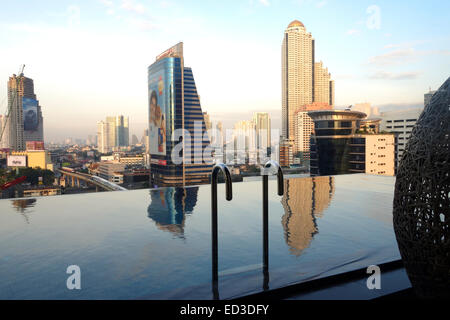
[393,77,450,299]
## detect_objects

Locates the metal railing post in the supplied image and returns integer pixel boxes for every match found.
[261,160,284,291]
[211,163,233,300]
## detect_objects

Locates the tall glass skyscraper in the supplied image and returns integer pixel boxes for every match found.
[148,42,212,187]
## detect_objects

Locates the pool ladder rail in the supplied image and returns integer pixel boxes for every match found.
[210,161,284,299]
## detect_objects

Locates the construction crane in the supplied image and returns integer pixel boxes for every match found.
[0,64,25,146]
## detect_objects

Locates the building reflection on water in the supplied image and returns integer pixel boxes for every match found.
[147,187,199,238]
[281,176,334,256]
[10,199,37,224]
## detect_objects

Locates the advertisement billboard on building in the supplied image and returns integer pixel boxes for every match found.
[22,98,39,131]
[7,155,27,167]
[148,69,167,156]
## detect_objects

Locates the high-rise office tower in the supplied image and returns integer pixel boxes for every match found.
[148,42,212,187]
[252,112,271,151]
[4,73,44,151]
[282,20,314,141]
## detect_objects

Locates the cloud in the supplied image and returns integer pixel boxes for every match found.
[368,71,421,80]
[259,0,270,6]
[368,47,450,66]
[346,29,360,36]
[99,0,114,7]
[316,1,327,8]
[121,0,146,15]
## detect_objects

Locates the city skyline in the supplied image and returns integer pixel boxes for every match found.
[0,0,449,141]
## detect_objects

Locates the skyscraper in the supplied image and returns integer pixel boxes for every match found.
[282,20,314,141]
[148,42,212,187]
[281,20,334,166]
[3,73,44,151]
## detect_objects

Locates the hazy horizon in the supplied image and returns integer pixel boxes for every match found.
[1,0,448,142]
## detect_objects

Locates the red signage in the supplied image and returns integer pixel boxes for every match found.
[26,141,45,151]
[150,159,167,166]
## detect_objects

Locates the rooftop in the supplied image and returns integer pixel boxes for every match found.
[288,20,304,28]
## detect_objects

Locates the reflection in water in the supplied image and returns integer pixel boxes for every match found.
[147,187,199,238]
[281,176,334,256]
[10,199,37,224]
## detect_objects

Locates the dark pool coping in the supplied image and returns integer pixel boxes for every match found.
[236,259,411,300]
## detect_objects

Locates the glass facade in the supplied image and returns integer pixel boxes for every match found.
[148,47,212,187]
[309,110,366,176]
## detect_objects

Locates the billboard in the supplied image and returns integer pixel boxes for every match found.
[148,70,167,156]
[22,98,39,131]
[7,155,27,167]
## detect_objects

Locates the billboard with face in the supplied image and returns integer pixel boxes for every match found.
[22,98,39,131]
[148,70,166,156]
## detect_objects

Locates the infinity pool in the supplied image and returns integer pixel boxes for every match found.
[0,174,400,299]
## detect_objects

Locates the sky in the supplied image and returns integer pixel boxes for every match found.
[0,0,449,142]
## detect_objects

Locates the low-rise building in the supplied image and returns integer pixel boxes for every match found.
[11,150,54,171]
[97,161,126,183]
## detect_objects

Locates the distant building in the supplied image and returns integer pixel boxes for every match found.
[424,88,436,106]
[359,118,381,134]
[279,139,294,167]
[252,112,271,152]
[3,73,44,151]
[293,102,332,159]
[203,112,212,131]
[131,134,139,145]
[97,120,110,153]
[97,115,129,153]
[97,161,126,184]
[11,149,54,171]
[352,103,379,118]
[0,115,8,148]
[379,108,423,171]
[23,186,61,197]
[233,120,256,163]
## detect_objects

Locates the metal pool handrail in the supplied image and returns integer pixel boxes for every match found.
[211,163,233,300]
[262,160,284,290]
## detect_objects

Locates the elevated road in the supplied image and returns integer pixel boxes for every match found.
[56,169,127,192]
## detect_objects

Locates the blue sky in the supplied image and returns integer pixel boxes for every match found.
[0,0,449,141]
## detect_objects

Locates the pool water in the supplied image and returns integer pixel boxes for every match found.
[0,174,400,299]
